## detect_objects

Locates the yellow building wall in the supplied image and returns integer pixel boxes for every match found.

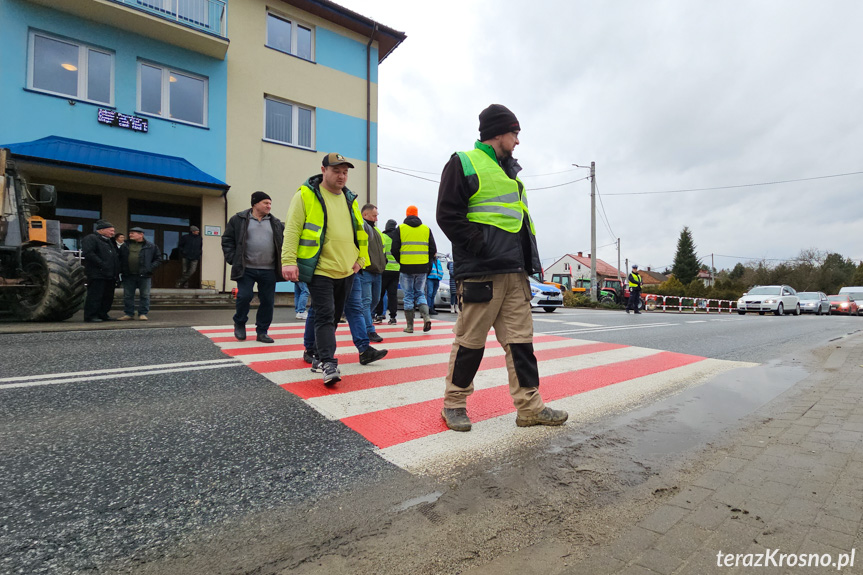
[223,0,381,291]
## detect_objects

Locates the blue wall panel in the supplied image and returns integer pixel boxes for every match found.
[316,108,377,164]
[0,0,227,180]
[315,27,378,83]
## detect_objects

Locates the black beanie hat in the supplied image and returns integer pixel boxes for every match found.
[251,191,271,206]
[95,219,114,230]
[384,219,397,232]
[479,104,520,141]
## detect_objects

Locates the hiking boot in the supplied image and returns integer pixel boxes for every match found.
[256,333,275,343]
[303,349,316,364]
[359,346,388,365]
[419,304,432,332]
[118,315,134,321]
[388,317,397,325]
[516,407,569,427]
[368,331,383,343]
[441,408,472,432]
[322,362,341,385]
[403,310,415,333]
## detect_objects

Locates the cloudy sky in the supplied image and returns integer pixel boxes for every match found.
[349,0,863,274]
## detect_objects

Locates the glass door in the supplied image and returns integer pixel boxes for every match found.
[129,199,200,288]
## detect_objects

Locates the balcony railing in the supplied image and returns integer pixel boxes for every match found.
[110,0,227,37]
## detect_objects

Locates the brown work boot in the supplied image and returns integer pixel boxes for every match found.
[516,407,569,427]
[441,408,472,432]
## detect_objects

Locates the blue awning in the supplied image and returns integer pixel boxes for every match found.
[2,136,228,191]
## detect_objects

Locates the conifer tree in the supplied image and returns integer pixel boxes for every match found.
[672,226,700,285]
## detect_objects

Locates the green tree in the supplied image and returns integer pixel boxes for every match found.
[671,226,700,285]
[851,263,863,286]
[728,263,745,280]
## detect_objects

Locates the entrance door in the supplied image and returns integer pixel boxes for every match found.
[129,200,200,288]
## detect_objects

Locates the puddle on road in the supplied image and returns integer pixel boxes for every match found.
[392,491,443,511]
[554,362,808,464]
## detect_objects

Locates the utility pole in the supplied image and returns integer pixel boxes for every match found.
[617,238,622,284]
[590,161,597,301]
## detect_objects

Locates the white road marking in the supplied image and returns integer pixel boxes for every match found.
[564,321,602,327]
[686,320,707,324]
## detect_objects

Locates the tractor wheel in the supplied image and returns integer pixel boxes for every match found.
[9,248,86,321]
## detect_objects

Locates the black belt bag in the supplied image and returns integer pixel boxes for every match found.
[461,280,493,303]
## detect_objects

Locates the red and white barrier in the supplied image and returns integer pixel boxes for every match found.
[643,295,737,313]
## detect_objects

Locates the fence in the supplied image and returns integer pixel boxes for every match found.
[644,294,738,313]
[113,0,227,37]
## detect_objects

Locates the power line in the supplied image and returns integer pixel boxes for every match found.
[378,165,590,190]
[593,178,617,241]
[531,176,590,190]
[378,165,440,183]
[601,170,863,196]
[520,168,583,178]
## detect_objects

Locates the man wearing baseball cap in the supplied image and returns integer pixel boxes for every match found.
[435,104,568,432]
[222,191,285,343]
[626,264,643,314]
[282,153,377,386]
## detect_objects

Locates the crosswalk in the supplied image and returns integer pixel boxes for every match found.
[196,319,756,473]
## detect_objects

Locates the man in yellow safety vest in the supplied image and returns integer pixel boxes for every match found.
[391,205,437,333]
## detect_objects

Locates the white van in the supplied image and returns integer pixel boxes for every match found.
[838,286,863,301]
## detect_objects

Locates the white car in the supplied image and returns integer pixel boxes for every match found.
[530,279,563,312]
[737,285,800,316]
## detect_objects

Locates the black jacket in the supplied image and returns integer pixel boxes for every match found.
[390,215,437,275]
[178,233,203,260]
[119,240,163,278]
[436,152,541,280]
[221,209,285,281]
[81,232,120,280]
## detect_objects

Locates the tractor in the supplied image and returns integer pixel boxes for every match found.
[0,148,86,321]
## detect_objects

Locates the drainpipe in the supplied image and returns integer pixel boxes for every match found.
[366,22,378,205]
[222,191,228,292]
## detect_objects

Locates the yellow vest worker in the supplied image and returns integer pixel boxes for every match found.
[391,205,437,333]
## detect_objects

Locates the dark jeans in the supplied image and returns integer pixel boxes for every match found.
[176,258,199,288]
[233,268,277,335]
[375,270,399,319]
[122,274,152,315]
[626,288,642,311]
[307,274,354,365]
[84,277,115,320]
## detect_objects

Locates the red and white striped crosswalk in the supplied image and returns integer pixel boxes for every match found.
[196,319,756,473]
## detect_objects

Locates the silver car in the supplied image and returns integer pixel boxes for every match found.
[797,291,830,315]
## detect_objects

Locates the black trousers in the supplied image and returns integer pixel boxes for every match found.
[375,270,399,318]
[308,274,353,364]
[84,278,116,320]
[626,288,642,311]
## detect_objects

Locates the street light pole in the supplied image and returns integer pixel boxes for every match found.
[590,161,597,302]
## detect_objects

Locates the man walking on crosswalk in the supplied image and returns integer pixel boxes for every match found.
[435,104,569,432]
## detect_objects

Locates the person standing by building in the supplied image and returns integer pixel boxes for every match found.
[81,220,120,323]
[294,281,309,320]
[426,253,444,316]
[374,218,400,325]
[626,264,643,314]
[360,203,386,342]
[118,227,162,321]
[436,103,568,432]
[281,153,371,386]
[222,192,284,343]
[175,225,202,288]
[391,206,436,333]
[113,233,125,253]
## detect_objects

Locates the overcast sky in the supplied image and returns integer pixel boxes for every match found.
[348,0,863,275]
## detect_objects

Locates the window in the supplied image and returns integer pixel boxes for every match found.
[564,263,569,271]
[264,96,314,149]
[137,61,207,126]
[266,13,314,61]
[28,31,113,104]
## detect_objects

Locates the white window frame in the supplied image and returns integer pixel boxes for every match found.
[27,30,114,105]
[136,61,208,127]
[263,95,315,150]
[265,12,315,61]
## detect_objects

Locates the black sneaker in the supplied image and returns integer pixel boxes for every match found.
[368,331,383,343]
[388,317,397,325]
[359,346,388,365]
[373,315,384,324]
[322,362,341,385]
[310,357,322,373]
[303,349,316,364]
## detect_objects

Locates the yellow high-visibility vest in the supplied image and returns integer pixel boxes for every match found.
[398,224,430,265]
[381,232,400,271]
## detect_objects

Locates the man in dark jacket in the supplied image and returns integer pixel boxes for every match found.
[118,227,162,321]
[222,192,285,343]
[81,219,120,323]
[435,104,568,432]
[391,205,437,333]
[374,218,401,324]
[175,225,202,288]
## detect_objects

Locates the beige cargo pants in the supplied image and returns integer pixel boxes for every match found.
[443,272,546,416]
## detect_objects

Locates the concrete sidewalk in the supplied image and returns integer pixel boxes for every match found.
[565,333,863,574]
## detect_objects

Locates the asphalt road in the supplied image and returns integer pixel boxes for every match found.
[1,308,860,574]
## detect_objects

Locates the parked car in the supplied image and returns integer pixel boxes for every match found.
[396,268,452,310]
[737,285,800,316]
[797,291,830,315]
[529,277,563,312]
[828,294,860,316]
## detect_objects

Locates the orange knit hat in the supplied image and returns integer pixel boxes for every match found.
[406,205,419,217]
